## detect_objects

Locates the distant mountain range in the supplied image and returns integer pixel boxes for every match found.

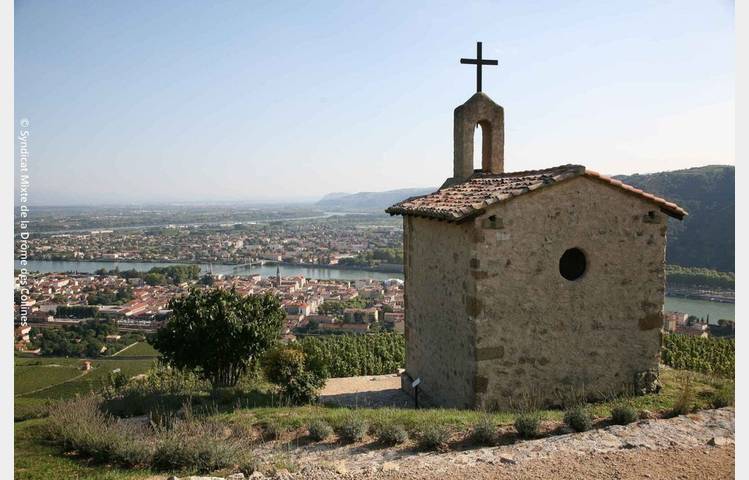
[318,165,734,272]
[316,188,435,210]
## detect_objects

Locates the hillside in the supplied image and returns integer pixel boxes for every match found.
[316,188,434,211]
[614,165,734,272]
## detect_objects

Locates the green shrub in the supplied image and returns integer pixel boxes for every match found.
[375,423,408,445]
[262,346,328,405]
[307,419,333,441]
[514,412,540,439]
[46,394,252,473]
[263,420,287,440]
[151,434,240,473]
[610,403,638,425]
[335,415,368,443]
[470,415,497,445]
[45,395,150,468]
[563,406,593,432]
[712,383,734,408]
[417,424,451,450]
[670,374,695,417]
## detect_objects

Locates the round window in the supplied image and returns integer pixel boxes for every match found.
[559,248,586,281]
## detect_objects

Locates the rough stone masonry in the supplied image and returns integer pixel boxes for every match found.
[387,91,686,410]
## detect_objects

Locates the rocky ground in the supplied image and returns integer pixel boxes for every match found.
[164,407,734,480]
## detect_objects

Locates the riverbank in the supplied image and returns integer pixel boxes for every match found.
[16,260,734,322]
[666,286,734,304]
[16,259,404,282]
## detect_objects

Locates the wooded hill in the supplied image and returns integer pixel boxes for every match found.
[614,165,734,272]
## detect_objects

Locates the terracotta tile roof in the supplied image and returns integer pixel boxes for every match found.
[385,164,687,222]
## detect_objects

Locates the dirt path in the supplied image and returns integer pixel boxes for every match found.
[320,373,411,408]
[111,341,139,356]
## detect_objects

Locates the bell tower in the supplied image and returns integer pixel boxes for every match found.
[443,42,504,188]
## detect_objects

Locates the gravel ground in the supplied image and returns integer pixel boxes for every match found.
[162,408,734,480]
[319,374,411,408]
[291,445,734,479]
[253,408,734,480]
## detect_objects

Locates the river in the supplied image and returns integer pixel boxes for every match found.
[17,260,734,322]
[16,259,402,282]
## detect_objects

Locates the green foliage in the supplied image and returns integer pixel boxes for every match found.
[615,165,734,271]
[335,414,368,443]
[262,346,328,405]
[46,394,253,473]
[45,395,150,468]
[144,272,167,286]
[98,265,201,285]
[299,333,405,377]
[338,247,404,267]
[316,297,368,315]
[563,406,593,432]
[307,419,333,441]
[662,333,734,378]
[29,319,135,358]
[154,288,283,388]
[514,412,540,439]
[469,414,497,445]
[262,419,287,440]
[610,402,638,425]
[375,423,408,445]
[87,287,134,305]
[145,265,201,284]
[712,382,734,408]
[108,370,129,390]
[417,424,451,450]
[666,265,734,290]
[670,373,695,417]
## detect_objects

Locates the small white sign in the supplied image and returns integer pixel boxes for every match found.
[412,377,421,388]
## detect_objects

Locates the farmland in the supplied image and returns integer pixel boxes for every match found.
[14,342,160,422]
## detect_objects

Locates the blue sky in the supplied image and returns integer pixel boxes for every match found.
[15,0,734,205]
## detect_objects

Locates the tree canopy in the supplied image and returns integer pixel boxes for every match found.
[153,287,284,388]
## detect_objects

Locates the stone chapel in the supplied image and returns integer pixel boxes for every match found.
[386,51,687,410]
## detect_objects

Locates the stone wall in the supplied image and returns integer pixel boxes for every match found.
[402,215,478,408]
[469,176,666,409]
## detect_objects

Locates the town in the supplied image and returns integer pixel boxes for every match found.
[15,210,404,270]
[13,267,405,355]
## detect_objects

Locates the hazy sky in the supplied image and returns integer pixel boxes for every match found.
[16,0,734,205]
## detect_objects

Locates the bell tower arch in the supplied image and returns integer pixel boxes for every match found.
[445,92,504,187]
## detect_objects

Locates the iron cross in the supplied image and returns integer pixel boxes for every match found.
[460,42,498,93]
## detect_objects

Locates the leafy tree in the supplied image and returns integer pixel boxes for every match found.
[153,287,284,388]
[317,298,368,315]
[144,272,166,286]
